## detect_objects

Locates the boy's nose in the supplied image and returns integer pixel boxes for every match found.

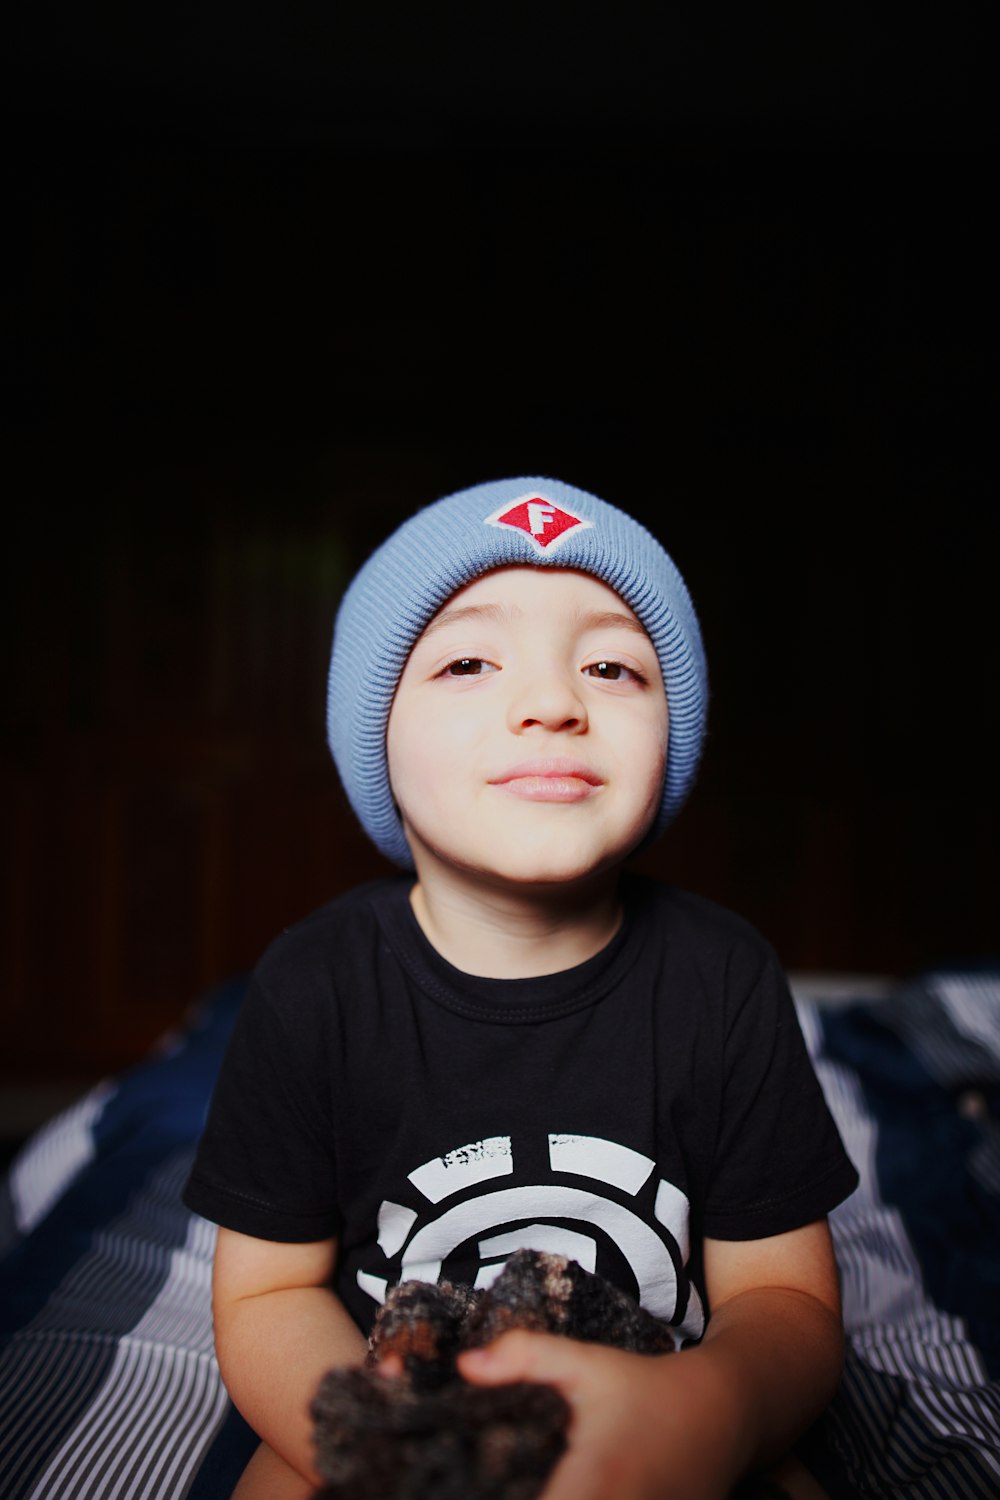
[506,669,588,734]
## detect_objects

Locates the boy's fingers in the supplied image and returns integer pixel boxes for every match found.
[459,1338,609,1500]
[457,1329,580,1387]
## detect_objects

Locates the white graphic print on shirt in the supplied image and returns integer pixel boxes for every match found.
[357,1131,705,1345]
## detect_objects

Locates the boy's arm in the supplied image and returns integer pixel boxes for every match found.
[459,1218,844,1500]
[213,1226,368,1489]
[696,1218,844,1474]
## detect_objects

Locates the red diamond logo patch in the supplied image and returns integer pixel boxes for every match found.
[485,493,593,553]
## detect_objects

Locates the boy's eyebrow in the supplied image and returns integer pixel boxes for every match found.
[421,601,515,637]
[576,608,651,638]
[421,601,651,640]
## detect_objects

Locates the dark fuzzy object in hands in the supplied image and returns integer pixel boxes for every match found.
[311,1249,674,1500]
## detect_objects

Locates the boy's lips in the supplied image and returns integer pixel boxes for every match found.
[489,758,604,803]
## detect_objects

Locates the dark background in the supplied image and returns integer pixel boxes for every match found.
[3,7,997,1084]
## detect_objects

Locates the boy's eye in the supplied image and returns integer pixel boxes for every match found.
[443,658,496,677]
[586,660,635,681]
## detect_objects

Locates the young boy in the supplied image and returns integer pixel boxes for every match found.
[184,476,858,1499]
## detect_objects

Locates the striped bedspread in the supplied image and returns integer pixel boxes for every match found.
[0,981,257,1499]
[1,970,997,1499]
[800,972,1000,1499]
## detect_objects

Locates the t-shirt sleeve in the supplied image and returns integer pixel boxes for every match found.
[703,947,858,1240]
[183,967,342,1242]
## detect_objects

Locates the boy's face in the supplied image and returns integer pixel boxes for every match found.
[386,567,668,891]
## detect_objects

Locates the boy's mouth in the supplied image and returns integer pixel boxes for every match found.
[489,758,604,803]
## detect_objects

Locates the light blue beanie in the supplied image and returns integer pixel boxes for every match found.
[327,476,708,867]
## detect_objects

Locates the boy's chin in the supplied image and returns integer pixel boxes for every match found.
[421,834,644,895]
[480,852,624,891]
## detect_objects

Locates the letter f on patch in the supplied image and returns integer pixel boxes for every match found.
[527,501,557,537]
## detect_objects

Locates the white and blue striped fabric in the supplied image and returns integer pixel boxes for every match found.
[0,981,257,1500]
[798,969,1000,1499]
[1,969,997,1498]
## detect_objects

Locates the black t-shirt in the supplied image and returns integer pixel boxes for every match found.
[183,874,857,1341]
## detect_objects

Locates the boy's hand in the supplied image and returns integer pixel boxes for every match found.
[458,1332,741,1500]
[458,1224,846,1500]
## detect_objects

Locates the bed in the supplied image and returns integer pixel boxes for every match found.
[1,967,998,1499]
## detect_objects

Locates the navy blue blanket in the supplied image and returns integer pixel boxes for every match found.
[0,980,257,1499]
[1,970,997,1499]
[800,972,1000,1499]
